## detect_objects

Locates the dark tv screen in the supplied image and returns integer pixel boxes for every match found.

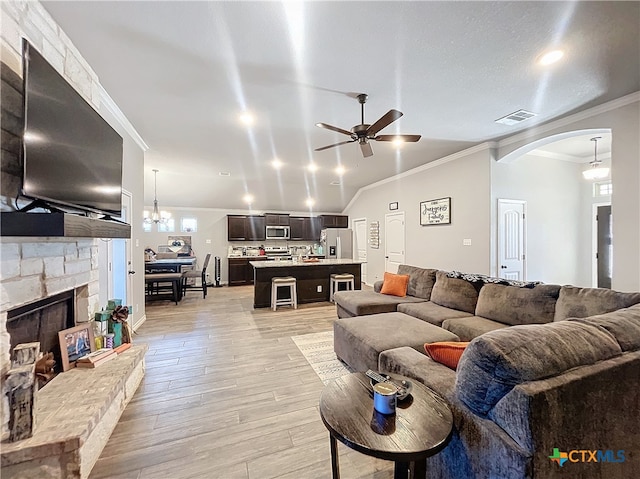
[21,40,123,216]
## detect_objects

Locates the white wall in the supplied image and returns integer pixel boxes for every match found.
[344,145,493,284]
[497,95,640,291]
[491,154,589,285]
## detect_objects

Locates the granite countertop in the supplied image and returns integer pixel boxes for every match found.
[228,255,266,259]
[250,258,365,268]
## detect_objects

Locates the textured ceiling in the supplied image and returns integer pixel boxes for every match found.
[42,1,639,212]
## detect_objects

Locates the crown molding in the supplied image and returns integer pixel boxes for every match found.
[98,85,149,152]
[343,141,496,213]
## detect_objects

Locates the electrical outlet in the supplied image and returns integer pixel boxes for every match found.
[463,239,472,246]
[317,285,322,292]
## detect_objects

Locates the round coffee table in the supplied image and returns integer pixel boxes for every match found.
[319,372,453,479]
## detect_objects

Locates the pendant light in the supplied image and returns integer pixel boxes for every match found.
[143,169,171,224]
[582,137,609,180]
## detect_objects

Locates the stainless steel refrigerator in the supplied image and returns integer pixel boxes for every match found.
[321,228,353,259]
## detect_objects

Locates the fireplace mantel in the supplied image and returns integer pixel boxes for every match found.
[0,212,131,238]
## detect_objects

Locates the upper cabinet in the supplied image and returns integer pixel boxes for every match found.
[264,213,290,226]
[319,214,349,228]
[227,215,266,241]
[228,213,346,241]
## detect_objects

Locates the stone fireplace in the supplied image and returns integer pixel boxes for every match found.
[1,238,100,441]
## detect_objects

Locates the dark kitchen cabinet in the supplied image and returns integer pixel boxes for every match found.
[228,257,267,286]
[227,215,248,240]
[264,213,290,226]
[246,215,266,241]
[319,214,348,228]
[306,216,323,241]
[289,216,305,240]
[227,215,265,241]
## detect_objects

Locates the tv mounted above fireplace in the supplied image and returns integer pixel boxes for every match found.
[20,39,124,217]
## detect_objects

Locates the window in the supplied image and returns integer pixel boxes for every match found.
[594,181,612,197]
[158,218,176,233]
[181,217,198,233]
[142,221,152,232]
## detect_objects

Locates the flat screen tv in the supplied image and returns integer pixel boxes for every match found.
[21,39,124,217]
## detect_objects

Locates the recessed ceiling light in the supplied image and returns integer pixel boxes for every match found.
[239,112,254,126]
[219,172,231,177]
[335,166,346,176]
[305,198,315,207]
[537,49,564,66]
[243,194,254,204]
[271,158,283,169]
[307,163,318,172]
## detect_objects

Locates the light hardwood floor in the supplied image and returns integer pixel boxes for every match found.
[90,286,393,479]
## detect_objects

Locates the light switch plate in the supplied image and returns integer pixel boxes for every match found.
[206,239,212,244]
[317,285,322,292]
[463,239,472,246]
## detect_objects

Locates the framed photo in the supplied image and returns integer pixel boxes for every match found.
[420,197,451,225]
[389,202,399,211]
[58,324,95,371]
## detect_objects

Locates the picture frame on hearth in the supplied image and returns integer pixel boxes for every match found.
[58,324,95,371]
[420,197,451,225]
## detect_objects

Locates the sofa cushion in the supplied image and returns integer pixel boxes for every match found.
[442,316,508,341]
[554,285,640,321]
[397,265,438,299]
[475,283,561,326]
[424,341,470,370]
[333,290,426,317]
[333,312,460,372]
[397,301,474,326]
[570,303,640,352]
[455,321,622,416]
[380,272,410,297]
[431,270,479,314]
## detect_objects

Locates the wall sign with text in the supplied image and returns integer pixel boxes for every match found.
[420,197,451,225]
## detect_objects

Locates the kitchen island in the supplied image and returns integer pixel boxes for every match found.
[250,259,364,308]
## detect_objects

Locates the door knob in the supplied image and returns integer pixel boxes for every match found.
[500,265,507,269]
[128,270,136,275]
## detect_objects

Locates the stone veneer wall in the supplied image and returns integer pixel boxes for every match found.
[1,0,107,442]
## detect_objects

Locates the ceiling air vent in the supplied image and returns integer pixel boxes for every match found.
[330,180,341,186]
[495,109,537,126]
[218,172,231,177]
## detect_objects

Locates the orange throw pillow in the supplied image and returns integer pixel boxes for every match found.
[424,341,470,370]
[380,272,410,297]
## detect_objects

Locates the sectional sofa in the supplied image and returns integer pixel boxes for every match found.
[332,265,640,478]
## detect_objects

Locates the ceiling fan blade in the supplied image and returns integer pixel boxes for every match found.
[360,141,373,157]
[315,139,356,152]
[366,109,403,136]
[316,122,354,137]
[375,134,422,142]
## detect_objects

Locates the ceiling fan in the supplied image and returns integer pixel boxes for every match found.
[315,93,421,158]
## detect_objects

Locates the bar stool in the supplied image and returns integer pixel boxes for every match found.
[330,273,355,302]
[271,276,297,311]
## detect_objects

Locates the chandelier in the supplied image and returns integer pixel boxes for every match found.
[582,137,609,180]
[143,169,171,224]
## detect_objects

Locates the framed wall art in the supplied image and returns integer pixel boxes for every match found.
[420,197,451,226]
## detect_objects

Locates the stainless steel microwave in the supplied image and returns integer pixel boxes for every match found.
[265,225,290,239]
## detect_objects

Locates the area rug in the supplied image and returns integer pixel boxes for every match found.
[292,330,353,384]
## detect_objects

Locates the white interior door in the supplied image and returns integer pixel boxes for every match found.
[353,218,368,284]
[99,191,133,307]
[385,212,405,273]
[497,199,526,280]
